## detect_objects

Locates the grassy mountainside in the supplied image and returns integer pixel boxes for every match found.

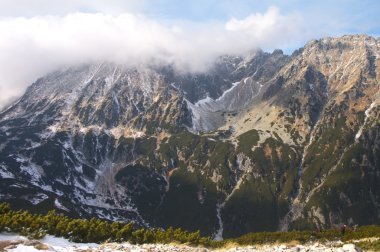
[0,35,379,239]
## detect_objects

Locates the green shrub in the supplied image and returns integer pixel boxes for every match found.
[0,202,380,248]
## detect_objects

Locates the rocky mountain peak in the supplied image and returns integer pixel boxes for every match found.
[0,35,379,238]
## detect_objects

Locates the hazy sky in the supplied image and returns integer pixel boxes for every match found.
[0,0,379,109]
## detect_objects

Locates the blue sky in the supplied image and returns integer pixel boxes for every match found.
[1,0,379,37]
[144,0,379,29]
[0,0,379,108]
[149,0,380,47]
[1,0,379,50]
[142,0,380,38]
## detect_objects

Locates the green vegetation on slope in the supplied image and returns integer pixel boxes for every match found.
[1,203,380,249]
[0,203,207,245]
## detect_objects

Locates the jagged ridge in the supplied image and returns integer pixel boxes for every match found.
[0,35,379,239]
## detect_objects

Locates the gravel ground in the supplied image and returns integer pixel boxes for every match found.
[0,233,363,252]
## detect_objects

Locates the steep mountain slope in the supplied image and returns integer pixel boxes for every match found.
[0,35,379,239]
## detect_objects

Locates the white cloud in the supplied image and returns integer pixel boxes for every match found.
[0,0,144,17]
[225,6,305,50]
[0,6,307,110]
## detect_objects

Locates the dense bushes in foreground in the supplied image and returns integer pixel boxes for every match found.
[1,203,380,247]
[0,203,208,245]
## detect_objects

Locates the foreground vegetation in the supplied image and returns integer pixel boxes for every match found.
[1,203,380,248]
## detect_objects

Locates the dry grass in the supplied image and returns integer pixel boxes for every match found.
[33,242,50,250]
[216,241,240,250]
[283,240,300,247]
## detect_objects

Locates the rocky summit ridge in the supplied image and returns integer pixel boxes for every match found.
[0,34,379,239]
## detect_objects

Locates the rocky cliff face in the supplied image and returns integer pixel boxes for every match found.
[0,35,379,239]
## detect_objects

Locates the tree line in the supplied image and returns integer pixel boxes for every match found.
[0,203,209,245]
[1,202,380,248]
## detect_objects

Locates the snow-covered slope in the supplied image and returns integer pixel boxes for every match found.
[0,35,379,238]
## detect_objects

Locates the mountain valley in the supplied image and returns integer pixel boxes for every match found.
[0,34,379,239]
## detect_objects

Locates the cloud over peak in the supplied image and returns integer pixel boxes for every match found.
[0,6,307,109]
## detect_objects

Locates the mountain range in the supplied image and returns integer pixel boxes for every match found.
[0,34,379,239]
